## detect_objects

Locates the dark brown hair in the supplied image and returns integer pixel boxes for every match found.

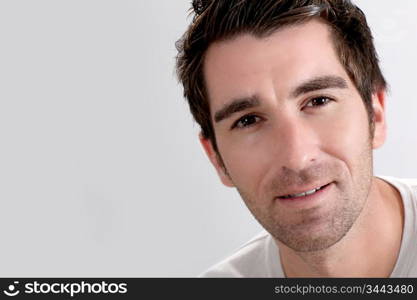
[176,0,386,153]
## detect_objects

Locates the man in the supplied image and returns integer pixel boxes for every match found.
[175,0,417,277]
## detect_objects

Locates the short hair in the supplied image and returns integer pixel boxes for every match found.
[176,0,387,153]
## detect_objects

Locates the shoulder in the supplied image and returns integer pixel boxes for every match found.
[378,175,417,219]
[199,230,283,278]
[377,175,417,201]
[379,176,417,277]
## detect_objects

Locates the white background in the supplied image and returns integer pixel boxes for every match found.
[0,0,415,277]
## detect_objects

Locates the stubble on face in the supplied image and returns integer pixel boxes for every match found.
[226,138,373,253]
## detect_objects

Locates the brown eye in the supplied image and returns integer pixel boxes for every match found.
[232,115,261,129]
[306,97,331,108]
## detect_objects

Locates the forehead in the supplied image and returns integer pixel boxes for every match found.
[203,19,351,112]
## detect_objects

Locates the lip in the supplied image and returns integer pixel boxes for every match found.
[275,182,334,207]
[277,182,332,198]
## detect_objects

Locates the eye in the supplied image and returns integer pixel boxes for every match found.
[304,96,332,108]
[231,114,262,130]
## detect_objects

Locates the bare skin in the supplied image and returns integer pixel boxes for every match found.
[279,177,404,277]
[200,19,405,277]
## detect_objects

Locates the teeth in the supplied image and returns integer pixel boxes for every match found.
[304,188,317,196]
[281,186,323,199]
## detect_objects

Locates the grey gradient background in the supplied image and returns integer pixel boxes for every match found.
[0,0,415,277]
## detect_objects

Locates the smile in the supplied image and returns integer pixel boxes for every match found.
[278,183,331,200]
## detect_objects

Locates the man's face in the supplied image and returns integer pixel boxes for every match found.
[201,20,386,252]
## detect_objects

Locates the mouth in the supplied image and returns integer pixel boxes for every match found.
[277,182,332,200]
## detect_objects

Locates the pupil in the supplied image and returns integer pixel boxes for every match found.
[243,116,254,126]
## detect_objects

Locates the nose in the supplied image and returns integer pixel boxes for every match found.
[273,116,318,172]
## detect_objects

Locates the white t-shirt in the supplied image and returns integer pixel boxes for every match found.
[200,176,417,277]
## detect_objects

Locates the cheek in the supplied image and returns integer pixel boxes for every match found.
[319,104,371,171]
[218,137,271,194]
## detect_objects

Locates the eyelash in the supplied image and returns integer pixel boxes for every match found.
[231,96,333,130]
[231,114,262,130]
[304,96,332,108]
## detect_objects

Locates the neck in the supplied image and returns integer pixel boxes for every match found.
[277,177,404,278]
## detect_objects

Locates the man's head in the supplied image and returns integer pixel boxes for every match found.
[176,0,387,252]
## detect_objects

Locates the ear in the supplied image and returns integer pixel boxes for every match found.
[199,133,234,187]
[371,89,387,149]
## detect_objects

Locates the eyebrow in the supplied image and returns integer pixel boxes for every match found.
[214,96,260,123]
[213,75,348,124]
[290,75,348,98]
